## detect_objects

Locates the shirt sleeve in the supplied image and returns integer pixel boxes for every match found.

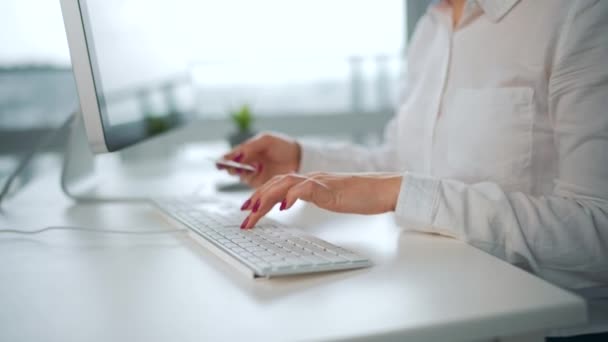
[299,116,401,173]
[395,0,608,289]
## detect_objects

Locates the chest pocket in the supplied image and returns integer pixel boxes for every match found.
[443,87,534,189]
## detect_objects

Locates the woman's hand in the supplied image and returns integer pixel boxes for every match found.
[239,172,403,229]
[219,133,301,188]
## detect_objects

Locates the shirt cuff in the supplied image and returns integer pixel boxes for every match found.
[298,141,326,173]
[395,172,441,229]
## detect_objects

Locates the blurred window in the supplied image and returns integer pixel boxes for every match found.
[0,0,405,131]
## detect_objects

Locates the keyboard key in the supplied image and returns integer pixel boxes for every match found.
[315,250,338,259]
[341,253,364,261]
[349,258,370,265]
[324,256,349,264]
[254,250,273,257]
[223,242,237,249]
[284,257,304,265]
[208,232,222,239]
[270,261,294,270]
[263,255,284,262]
[305,256,329,265]
[230,246,245,253]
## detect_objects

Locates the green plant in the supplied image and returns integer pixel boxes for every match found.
[230,105,254,132]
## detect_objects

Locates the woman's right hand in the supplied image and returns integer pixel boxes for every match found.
[220,133,301,188]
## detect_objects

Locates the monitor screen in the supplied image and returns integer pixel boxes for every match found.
[77,0,194,151]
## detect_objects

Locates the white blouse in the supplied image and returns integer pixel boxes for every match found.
[299,0,608,335]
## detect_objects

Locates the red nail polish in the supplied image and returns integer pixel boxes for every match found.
[280,199,287,211]
[252,199,261,213]
[241,199,251,210]
[233,153,244,162]
[240,217,249,229]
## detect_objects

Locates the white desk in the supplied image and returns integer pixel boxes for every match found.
[0,155,586,342]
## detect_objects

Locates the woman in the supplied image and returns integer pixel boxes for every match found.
[220,0,608,339]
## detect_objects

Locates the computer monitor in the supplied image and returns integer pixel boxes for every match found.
[60,0,192,153]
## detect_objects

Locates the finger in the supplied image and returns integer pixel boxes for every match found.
[217,153,251,175]
[242,173,289,209]
[243,183,294,229]
[239,161,262,179]
[239,169,258,185]
[282,179,319,210]
[221,164,255,177]
[223,134,272,163]
[242,174,305,229]
[239,173,285,211]
[221,151,245,164]
[240,163,265,187]
[246,176,267,189]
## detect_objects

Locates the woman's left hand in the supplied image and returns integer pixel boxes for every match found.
[239,172,403,229]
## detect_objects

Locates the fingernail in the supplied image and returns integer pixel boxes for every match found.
[233,153,244,162]
[280,199,287,211]
[241,199,251,210]
[240,216,249,229]
[252,199,261,213]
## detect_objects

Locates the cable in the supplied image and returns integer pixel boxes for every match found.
[0,113,77,206]
[0,225,187,235]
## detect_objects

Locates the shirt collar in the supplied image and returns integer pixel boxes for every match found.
[474,0,521,22]
[430,0,521,23]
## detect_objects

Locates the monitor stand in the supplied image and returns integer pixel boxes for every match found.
[60,113,142,202]
[60,113,210,203]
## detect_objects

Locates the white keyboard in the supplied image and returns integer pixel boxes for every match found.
[153,198,372,278]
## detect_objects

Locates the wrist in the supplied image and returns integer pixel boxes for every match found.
[378,175,403,212]
[388,175,403,212]
[293,141,302,172]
